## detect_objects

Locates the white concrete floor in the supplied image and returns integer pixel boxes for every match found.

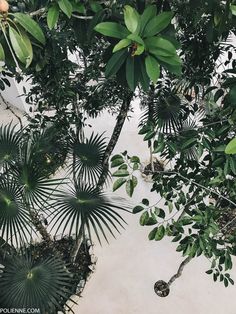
[1,97,236,314]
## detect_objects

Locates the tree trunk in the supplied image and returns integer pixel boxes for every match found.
[97,92,133,188]
[29,210,52,243]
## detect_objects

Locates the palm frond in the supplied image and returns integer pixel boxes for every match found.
[71,133,107,185]
[0,123,21,167]
[49,182,128,244]
[0,178,33,246]
[141,91,185,134]
[29,126,68,176]
[0,254,73,312]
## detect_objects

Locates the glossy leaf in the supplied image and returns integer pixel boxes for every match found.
[113,39,131,53]
[58,0,73,18]
[143,12,174,37]
[113,178,126,191]
[140,5,157,35]
[105,49,127,77]
[14,13,45,44]
[145,55,160,83]
[126,179,134,197]
[47,4,60,30]
[8,27,30,66]
[124,5,140,33]
[225,138,236,154]
[94,22,130,39]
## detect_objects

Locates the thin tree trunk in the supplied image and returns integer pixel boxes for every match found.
[69,230,84,263]
[29,210,52,243]
[97,92,133,188]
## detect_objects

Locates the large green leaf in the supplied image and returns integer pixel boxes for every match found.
[225,138,236,154]
[145,55,160,83]
[140,59,150,91]
[126,56,140,91]
[8,27,31,66]
[94,22,130,39]
[47,4,60,30]
[143,11,174,37]
[58,0,73,18]
[156,54,182,66]
[14,13,45,44]
[124,5,140,33]
[0,255,72,312]
[145,36,176,56]
[113,38,131,53]
[50,182,128,243]
[140,5,157,35]
[105,49,128,77]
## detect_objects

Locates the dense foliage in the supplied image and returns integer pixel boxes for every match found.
[0,0,236,310]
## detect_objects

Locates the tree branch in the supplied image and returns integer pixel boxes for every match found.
[168,256,191,286]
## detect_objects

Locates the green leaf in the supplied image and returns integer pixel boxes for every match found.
[20,30,33,67]
[155,225,165,241]
[47,4,60,30]
[90,1,103,13]
[127,34,144,46]
[111,154,123,161]
[225,138,236,154]
[58,0,73,18]
[230,4,236,15]
[105,49,127,77]
[126,56,139,91]
[130,156,140,163]
[132,175,138,187]
[126,179,134,197]
[14,13,45,44]
[181,138,197,150]
[140,211,149,226]
[94,22,130,39]
[0,43,5,61]
[149,227,158,240]
[145,55,160,83]
[145,36,176,56]
[156,54,182,66]
[112,169,129,177]
[168,201,173,213]
[113,178,126,191]
[143,11,174,37]
[144,130,156,141]
[111,158,124,168]
[140,60,150,91]
[133,205,144,214]
[124,5,140,33]
[113,39,131,53]
[8,27,30,66]
[229,156,236,175]
[140,5,157,35]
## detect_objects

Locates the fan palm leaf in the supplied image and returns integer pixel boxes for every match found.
[29,126,68,176]
[49,182,128,244]
[0,178,32,246]
[71,133,107,184]
[0,123,21,167]
[141,92,185,134]
[0,254,73,313]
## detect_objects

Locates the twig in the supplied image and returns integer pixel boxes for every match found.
[167,256,191,286]
[0,94,23,129]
